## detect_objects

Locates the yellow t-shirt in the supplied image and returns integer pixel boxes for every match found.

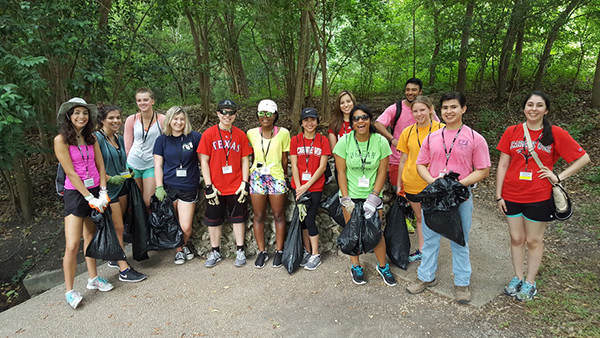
[247,127,290,181]
[397,121,444,195]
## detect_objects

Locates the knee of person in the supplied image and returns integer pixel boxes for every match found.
[64,242,80,255]
[510,234,526,246]
[526,236,543,248]
[253,212,266,223]
[272,212,285,223]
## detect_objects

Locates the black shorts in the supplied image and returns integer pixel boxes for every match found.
[110,183,130,204]
[204,194,248,226]
[504,199,554,222]
[64,186,100,218]
[165,184,198,203]
[405,193,421,203]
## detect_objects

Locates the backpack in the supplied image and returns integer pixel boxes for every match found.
[56,163,65,196]
[390,100,403,136]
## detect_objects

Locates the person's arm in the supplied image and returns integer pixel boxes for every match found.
[374,121,396,147]
[541,153,590,184]
[282,151,289,177]
[327,132,337,155]
[290,154,301,192]
[54,136,93,197]
[459,167,490,187]
[123,114,135,156]
[199,153,212,186]
[93,140,107,188]
[373,156,389,194]
[496,152,511,213]
[154,154,164,188]
[417,163,436,184]
[334,154,349,197]
[397,152,408,194]
[241,156,249,182]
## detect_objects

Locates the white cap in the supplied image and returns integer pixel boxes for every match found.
[258,99,277,113]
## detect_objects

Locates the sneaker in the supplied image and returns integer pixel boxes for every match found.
[65,290,82,309]
[406,217,415,233]
[174,251,185,265]
[254,251,269,269]
[304,254,322,271]
[234,249,246,267]
[182,246,194,261]
[503,276,523,297]
[107,260,120,269]
[272,250,283,268]
[350,264,366,285]
[406,277,437,294]
[205,250,222,268]
[119,267,147,283]
[299,250,311,267]
[455,285,471,303]
[86,276,114,292]
[377,263,397,286]
[408,250,422,262]
[516,281,538,302]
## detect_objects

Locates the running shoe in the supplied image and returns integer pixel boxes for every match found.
[65,290,82,309]
[376,263,397,286]
[254,251,269,269]
[119,267,147,283]
[516,281,537,302]
[299,250,311,267]
[174,251,185,265]
[503,276,523,297]
[107,260,120,269]
[304,254,321,271]
[351,264,366,285]
[408,250,422,262]
[205,250,222,268]
[272,250,283,268]
[182,245,195,261]
[86,276,114,292]
[234,249,246,267]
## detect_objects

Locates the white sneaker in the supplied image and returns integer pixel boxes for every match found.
[65,290,82,309]
[182,245,194,260]
[86,276,114,292]
[234,249,246,267]
[174,251,185,265]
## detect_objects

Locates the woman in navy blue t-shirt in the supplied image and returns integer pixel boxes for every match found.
[153,107,202,265]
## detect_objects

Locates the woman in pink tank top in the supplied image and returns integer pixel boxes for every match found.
[54,98,113,309]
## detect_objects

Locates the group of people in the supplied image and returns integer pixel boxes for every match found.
[54,80,589,310]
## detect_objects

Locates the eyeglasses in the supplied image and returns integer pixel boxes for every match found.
[352,114,370,122]
[257,111,274,118]
[219,110,236,116]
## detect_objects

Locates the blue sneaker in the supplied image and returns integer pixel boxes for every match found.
[351,264,366,285]
[65,290,82,309]
[376,263,397,286]
[516,281,537,301]
[408,250,422,262]
[503,276,523,297]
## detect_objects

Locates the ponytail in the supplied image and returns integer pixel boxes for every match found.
[540,116,554,146]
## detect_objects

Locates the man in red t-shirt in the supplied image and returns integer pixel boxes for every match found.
[197,99,253,268]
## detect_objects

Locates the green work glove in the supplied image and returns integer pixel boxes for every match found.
[107,175,126,186]
[155,185,167,201]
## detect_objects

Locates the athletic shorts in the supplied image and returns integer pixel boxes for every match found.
[110,182,130,204]
[405,192,421,203]
[165,184,198,203]
[204,194,248,226]
[130,166,155,179]
[64,186,100,218]
[388,164,399,188]
[504,199,554,222]
[249,171,286,195]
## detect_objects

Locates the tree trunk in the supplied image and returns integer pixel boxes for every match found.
[497,0,525,99]
[532,0,584,90]
[250,24,272,98]
[291,3,311,135]
[308,0,330,123]
[455,0,475,93]
[185,5,212,119]
[509,5,526,91]
[592,49,600,108]
[428,3,441,87]
[13,155,33,222]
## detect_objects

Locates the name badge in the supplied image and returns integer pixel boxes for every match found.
[358,177,370,188]
[519,171,533,181]
[438,169,448,178]
[222,165,233,174]
[302,172,311,181]
[176,168,187,177]
[261,166,271,176]
[120,171,131,178]
[83,178,94,188]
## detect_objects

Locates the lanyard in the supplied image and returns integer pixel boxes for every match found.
[441,124,464,169]
[522,129,543,169]
[176,135,184,168]
[140,113,156,143]
[76,143,90,178]
[415,122,434,148]
[353,133,370,175]
[302,133,315,170]
[260,128,273,162]
[218,126,233,165]
[100,130,126,172]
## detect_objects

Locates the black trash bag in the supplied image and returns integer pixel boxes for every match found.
[124,179,150,261]
[282,192,312,274]
[85,208,126,261]
[336,202,382,255]
[320,189,345,227]
[147,195,184,250]
[416,172,470,246]
[384,196,411,270]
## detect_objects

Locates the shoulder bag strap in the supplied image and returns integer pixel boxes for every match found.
[523,123,555,186]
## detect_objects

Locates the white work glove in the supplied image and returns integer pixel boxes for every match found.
[363,193,382,219]
[85,194,105,213]
[340,196,355,215]
[235,181,249,204]
[205,184,221,205]
[99,190,110,209]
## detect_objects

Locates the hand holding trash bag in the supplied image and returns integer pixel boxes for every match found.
[282,192,312,274]
[363,193,381,219]
[147,195,184,250]
[340,196,355,214]
[85,208,126,261]
[337,201,382,255]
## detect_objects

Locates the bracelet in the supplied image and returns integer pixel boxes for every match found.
[100,186,107,191]
[496,197,503,202]
[372,190,380,196]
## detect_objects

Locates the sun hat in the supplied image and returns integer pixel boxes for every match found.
[257,99,277,113]
[218,99,238,111]
[300,107,318,120]
[57,98,98,125]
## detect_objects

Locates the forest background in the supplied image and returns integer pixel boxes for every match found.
[1,0,599,335]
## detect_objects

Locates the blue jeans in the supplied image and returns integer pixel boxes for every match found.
[417,193,473,287]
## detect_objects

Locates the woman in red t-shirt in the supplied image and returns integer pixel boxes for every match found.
[327,90,356,152]
[291,108,332,271]
[496,91,590,302]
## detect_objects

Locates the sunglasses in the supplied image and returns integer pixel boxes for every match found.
[219,110,236,116]
[257,111,274,118]
[352,114,370,122]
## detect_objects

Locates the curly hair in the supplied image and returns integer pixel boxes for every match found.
[59,106,96,146]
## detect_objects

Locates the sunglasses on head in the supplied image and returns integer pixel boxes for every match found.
[257,111,274,118]
[219,109,236,116]
[352,114,370,122]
